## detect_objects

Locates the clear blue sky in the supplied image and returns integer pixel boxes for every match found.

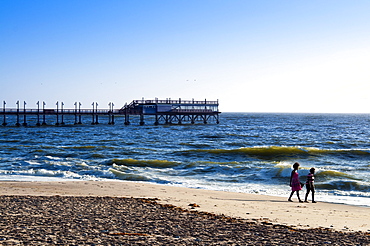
[1,0,370,112]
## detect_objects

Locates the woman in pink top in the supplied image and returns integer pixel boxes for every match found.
[288,162,303,202]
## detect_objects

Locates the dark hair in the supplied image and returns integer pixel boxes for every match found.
[293,162,300,169]
[310,167,315,173]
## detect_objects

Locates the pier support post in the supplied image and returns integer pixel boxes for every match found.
[108,103,111,125]
[36,101,41,126]
[95,102,99,124]
[78,102,82,124]
[22,101,27,126]
[110,102,115,125]
[124,109,130,125]
[55,101,60,126]
[74,102,78,125]
[111,102,115,125]
[154,114,159,125]
[140,114,144,126]
[61,102,65,125]
[42,101,47,125]
[16,101,20,126]
[108,102,114,125]
[91,102,95,125]
[2,101,7,126]
[203,115,208,124]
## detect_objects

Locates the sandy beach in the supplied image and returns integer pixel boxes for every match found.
[0,181,369,245]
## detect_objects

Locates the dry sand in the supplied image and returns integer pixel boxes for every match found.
[0,180,369,232]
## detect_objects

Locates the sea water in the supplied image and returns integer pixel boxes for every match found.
[0,113,369,207]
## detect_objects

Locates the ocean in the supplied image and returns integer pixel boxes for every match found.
[1,113,369,207]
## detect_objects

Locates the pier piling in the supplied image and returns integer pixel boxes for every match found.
[2,101,7,126]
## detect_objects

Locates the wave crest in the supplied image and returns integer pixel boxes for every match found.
[109,168,151,181]
[317,180,370,192]
[108,158,180,168]
[182,146,370,160]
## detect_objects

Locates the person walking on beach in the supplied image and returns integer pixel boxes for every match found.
[288,162,303,202]
[304,167,316,203]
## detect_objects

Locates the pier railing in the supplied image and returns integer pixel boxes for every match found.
[132,99,219,105]
[171,109,214,113]
[1,109,120,115]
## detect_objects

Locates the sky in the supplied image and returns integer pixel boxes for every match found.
[1,0,370,113]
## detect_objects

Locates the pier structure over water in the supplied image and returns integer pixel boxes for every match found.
[0,101,115,126]
[120,98,220,125]
[1,99,220,126]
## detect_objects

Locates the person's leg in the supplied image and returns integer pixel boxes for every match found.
[304,190,310,202]
[296,191,303,202]
[288,191,294,201]
[311,189,316,203]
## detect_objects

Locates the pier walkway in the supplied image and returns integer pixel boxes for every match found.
[1,99,220,126]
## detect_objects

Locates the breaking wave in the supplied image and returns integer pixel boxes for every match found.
[108,158,181,168]
[181,146,370,160]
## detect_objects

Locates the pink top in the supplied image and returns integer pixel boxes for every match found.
[291,171,302,191]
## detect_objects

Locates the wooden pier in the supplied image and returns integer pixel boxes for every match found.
[120,99,220,125]
[1,99,220,126]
